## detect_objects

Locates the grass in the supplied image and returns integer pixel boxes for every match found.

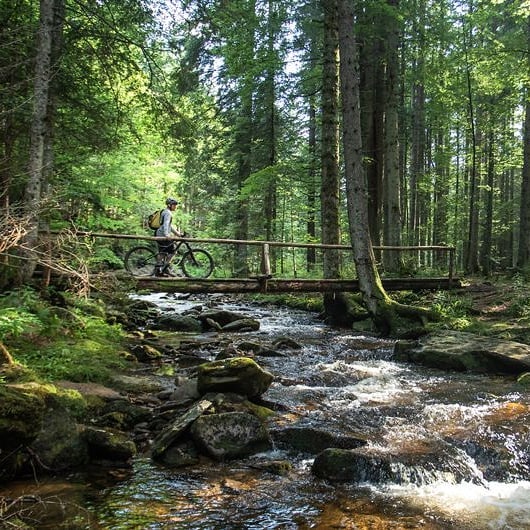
[0,287,128,384]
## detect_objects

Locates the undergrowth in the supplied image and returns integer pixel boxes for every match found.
[0,287,128,383]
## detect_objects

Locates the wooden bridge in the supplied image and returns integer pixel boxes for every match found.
[65,231,461,294]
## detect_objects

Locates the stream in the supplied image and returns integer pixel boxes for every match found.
[3,294,530,529]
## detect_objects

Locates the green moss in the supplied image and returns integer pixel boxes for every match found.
[242,400,275,420]
[1,288,129,384]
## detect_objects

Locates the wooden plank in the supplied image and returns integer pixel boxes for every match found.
[134,277,462,293]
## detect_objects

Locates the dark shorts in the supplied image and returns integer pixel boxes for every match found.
[157,240,176,255]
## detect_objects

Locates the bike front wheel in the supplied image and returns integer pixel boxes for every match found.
[124,246,158,277]
[181,248,214,279]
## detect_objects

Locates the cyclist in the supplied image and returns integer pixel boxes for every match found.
[154,197,183,277]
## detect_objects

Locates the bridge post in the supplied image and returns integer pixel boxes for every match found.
[261,243,271,277]
[448,248,455,286]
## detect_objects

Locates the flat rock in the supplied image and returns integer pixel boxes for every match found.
[394,330,530,374]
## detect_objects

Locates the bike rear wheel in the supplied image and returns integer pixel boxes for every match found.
[181,248,214,278]
[124,246,158,277]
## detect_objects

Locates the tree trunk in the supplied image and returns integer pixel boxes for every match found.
[17,0,56,284]
[321,0,346,320]
[233,90,252,277]
[518,17,530,268]
[360,11,385,248]
[338,0,434,334]
[382,0,402,272]
[463,17,481,274]
[263,0,277,270]
[320,0,341,278]
[480,129,494,275]
[307,97,317,272]
[338,0,386,316]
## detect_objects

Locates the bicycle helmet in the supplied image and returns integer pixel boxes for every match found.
[166,197,179,206]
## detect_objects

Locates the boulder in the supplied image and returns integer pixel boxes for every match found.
[197,357,273,398]
[151,397,214,460]
[0,385,46,449]
[158,441,200,468]
[29,395,88,471]
[82,426,137,464]
[198,309,254,327]
[272,337,303,350]
[152,315,202,333]
[237,341,285,357]
[222,319,260,332]
[190,411,271,460]
[312,446,483,485]
[0,385,46,480]
[394,330,530,374]
[271,427,367,454]
[130,344,163,362]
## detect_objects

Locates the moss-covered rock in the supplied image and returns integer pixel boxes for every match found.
[197,357,274,398]
[81,425,137,463]
[0,385,46,450]
[29,393,89,471]
[190,411,271,460]
[394,330,530,374]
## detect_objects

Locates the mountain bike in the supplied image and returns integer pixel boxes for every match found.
[124,239,214,279]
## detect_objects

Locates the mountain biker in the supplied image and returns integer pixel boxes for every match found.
[154,197,183,277]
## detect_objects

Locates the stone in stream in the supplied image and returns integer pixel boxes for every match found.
[190,411,271,460]
[151,315,203,333]
[81,425,137,463]
[312,446,484,485]
[394,330,530,374]
[198,309,260,332]
[221,319,260,332]
[197,357,273,398]
[151,397,215,460]
[271,426,367,454]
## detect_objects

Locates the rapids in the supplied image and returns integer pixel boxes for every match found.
[3,294,530,529]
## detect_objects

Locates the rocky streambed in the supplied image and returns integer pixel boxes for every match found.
[2,293,530,529]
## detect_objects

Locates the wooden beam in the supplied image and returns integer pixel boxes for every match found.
[134,277,461,293]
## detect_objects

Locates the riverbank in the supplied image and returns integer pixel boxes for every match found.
[2,280,530,528]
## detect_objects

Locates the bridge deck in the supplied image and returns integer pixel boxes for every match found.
[134,276,461,293]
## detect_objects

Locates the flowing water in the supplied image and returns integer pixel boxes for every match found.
[3,294,530,529]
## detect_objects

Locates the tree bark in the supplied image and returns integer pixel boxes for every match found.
[17,0,56,284]
[321,0,347,320]
[518,17,530,268]
[320,0,341,279]
[262,0,277,269]
[382,0,402,272]
[306,97,317,271]
[337,0,434,334]
[337,0,386,317]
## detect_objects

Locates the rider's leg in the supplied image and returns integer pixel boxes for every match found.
[161,242,177,275]
[154,241,171,276]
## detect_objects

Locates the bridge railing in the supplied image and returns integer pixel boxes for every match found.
[62,231,456,283]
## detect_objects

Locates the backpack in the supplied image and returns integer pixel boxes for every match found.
[147,209,163,230]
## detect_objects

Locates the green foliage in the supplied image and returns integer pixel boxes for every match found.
[0,288,127,383]
[503,274,530,319]
[429,291,473,326]
[0,308,43,339]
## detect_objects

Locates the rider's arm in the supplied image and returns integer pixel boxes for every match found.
[170,225,182,237]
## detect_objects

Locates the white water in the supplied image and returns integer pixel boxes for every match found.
[128,294,530,529]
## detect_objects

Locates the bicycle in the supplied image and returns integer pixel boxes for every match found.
[124,238,215,279]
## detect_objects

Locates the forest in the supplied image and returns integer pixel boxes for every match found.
[2,0,530,290]
[4,2,530,527]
